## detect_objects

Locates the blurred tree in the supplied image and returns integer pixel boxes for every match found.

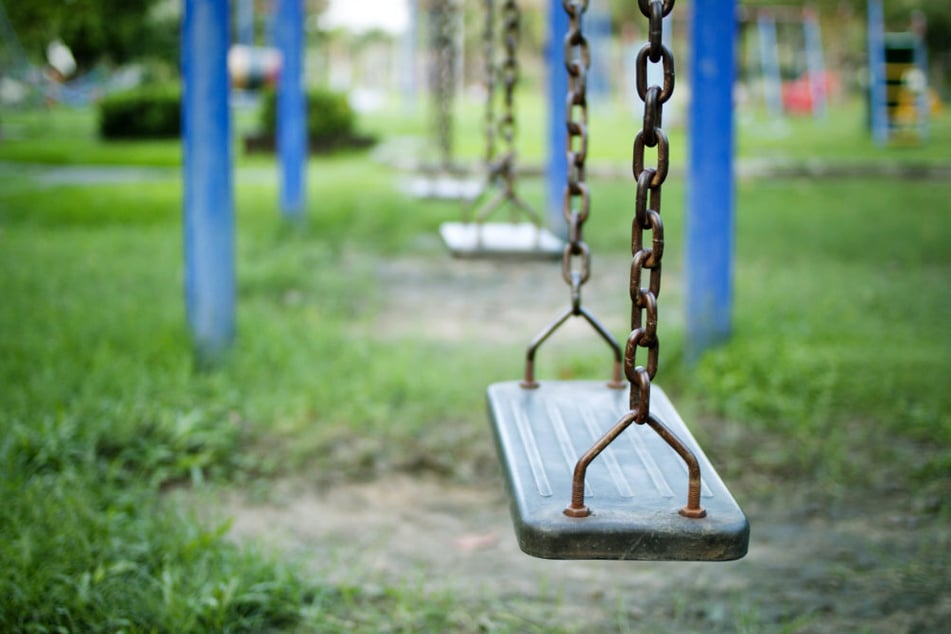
[5,0,173,72]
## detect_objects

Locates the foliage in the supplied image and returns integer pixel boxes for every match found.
[3,0,175,72]
[98,84,181,139]
[259,87,356,146]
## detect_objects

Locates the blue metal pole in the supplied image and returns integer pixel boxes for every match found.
[182,0,235,361]
[236,0,254,47]
[685,0,737,362]
[546,0,569,238]
[867,0,888,145]
[276,0,306,219]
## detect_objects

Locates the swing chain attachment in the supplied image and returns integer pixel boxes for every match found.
[564,0,707,521]
[520,0,624,390]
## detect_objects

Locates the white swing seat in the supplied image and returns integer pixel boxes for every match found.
[440,221,563,260]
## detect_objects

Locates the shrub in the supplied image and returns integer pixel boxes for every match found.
[98,85,181,139]
[259,87,355,145]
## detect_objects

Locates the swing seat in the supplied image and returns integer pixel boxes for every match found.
[440,221,563,259]
[405,175,483,201]
[486,380,750,561]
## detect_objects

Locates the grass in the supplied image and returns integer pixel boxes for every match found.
[1,99,950,630]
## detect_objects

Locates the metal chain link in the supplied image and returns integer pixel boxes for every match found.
[627,0,675,417]
[562,0,592,309]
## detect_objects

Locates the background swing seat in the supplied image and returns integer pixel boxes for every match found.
[440,221,563,259]
[487,380,750,561]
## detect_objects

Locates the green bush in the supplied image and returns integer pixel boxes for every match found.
[98,85,181,139]
[260,88,355,145]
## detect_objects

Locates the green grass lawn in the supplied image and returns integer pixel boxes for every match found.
[1,99,950,631]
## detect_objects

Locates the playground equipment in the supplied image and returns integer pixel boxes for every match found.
[439,0,562,259]
[868,0,931,145]
[487,0,748,561]
[406,0,481,200]
[740,5,829,122]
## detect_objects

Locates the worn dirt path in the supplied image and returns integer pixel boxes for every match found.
[214,255,948,632]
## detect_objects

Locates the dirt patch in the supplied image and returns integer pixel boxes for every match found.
[213,254,949,632]
[218,472,949,632]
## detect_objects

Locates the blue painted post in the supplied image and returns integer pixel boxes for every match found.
[867,0,888,145]
[546,0,569,239]
[276,0,307,219]
[237,0,254,47]
[803,9,827,120]
[685,0,737,362]
[182,0,235,361]
[757,13,782,120]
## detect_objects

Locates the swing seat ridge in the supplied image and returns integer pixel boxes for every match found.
[487,380,750,561]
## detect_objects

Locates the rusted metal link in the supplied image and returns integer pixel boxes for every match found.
[636,44,674,104]
[637,0,675,19]
[632,209,665,268]
[625,328,659,383]
[561,241,591,286]
[633,128,670,186]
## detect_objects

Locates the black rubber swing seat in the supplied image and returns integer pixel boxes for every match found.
[439,221,563,260]
[487,380,750,561]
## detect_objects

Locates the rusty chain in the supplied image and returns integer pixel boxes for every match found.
[561,0,592,309]
[470,0,541,227]
[497,0,519,188]
[429,0,457,171]
[564,0,705,520]
[627,0,675,416]
[481,0,497,169]
[520,0,622,389]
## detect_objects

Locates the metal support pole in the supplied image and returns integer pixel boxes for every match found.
[276,0,307,219]
[182,0,235,362]
[803,8,827,120]
[867,0,888,145]
[546,0,569,239]
[236,0,254,47]
[685,0,736,362]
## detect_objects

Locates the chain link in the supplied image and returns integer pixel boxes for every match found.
[627,0,675,416]
[561,0,592,309]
